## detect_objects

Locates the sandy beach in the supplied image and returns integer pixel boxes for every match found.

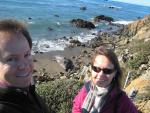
[33,46,93,77]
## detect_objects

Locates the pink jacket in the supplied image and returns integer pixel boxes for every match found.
[72,83,138,113]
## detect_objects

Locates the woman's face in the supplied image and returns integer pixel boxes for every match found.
[91,55,116,88]
[0,32,33,88]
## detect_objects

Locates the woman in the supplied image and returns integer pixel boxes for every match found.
[72,46,138,113]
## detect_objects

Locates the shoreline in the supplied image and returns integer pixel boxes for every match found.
[33,46,93,77]
[32,20,124,80]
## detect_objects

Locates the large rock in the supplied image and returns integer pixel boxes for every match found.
[80,6,87,10]
[69,39,82,47]
[55,56,74,72]
[86,36,102,48]
[70,19,95,29]
[93,15,114,22]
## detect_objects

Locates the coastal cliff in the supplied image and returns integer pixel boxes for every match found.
[120,14,150,40]
[118,14,150,113]
[35,14,150,113]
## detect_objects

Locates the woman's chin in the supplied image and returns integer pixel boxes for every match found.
[96,81,107,87]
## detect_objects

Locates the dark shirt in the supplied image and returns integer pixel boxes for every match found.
[0,85,49,113]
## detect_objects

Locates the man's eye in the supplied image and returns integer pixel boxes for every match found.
[25,53,31,58]
[6,57,17,62]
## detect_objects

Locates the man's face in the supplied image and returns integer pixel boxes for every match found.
[0,32,33,88]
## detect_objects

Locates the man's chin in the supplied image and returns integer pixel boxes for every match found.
[15,82,31,88]
[16,73,31,77]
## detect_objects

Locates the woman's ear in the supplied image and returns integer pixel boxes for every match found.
[114,70,117,75]
[113,70,117,80]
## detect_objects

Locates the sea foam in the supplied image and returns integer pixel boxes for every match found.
[112,20,133,25]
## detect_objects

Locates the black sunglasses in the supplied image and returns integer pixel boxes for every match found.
[91,65,115,74]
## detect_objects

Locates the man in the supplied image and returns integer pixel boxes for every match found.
[0,19,49,113]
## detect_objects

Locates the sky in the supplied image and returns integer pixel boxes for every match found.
[112,0,150,7]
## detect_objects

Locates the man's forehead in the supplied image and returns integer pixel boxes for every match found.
[0,32,14,42]
[0,31,24,44]
[0,31,23,38]
[0,32,28,52]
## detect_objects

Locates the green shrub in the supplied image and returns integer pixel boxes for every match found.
[127,53,148,69]
[128,40,150,69]
[36,79,83,113]
[131,40,150,55]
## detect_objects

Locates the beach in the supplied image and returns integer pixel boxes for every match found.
[33,46,93,80]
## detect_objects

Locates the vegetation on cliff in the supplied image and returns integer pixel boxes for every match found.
[36,14,150,113]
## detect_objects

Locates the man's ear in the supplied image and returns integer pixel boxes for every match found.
[31,76,35,85]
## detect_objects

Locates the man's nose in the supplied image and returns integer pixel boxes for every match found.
[17,59,29,70]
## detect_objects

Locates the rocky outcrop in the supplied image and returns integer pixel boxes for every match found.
[93,15,114,22]
[116,14,150,113]
[125,69,150,113]
[70,19,95,29]
[120,14,150,39]
[80,6,87,10]
[55,56,74,72]
[69,39,82,47]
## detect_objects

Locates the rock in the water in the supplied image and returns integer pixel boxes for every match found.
[70,19,95,29]
[93,15,114,22]
[80,6,87,10]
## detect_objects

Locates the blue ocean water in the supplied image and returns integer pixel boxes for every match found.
[0,0,150,52]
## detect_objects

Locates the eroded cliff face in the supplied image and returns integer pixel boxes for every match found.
[120,14,150,40]
[117,14,150,113]
[125,70,150,113]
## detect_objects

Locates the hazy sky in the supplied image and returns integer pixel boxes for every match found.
[112,0,150,7]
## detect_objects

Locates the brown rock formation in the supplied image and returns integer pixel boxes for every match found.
[120,14,150,40]
[70,19,95,29]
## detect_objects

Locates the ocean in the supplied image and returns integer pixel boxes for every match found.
[0,0,150,52]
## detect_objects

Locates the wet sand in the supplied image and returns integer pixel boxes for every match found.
[33,46,92,76]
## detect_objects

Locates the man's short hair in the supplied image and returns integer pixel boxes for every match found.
[0,19,32,48]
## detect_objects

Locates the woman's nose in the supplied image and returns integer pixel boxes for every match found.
[97,70,104,77]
